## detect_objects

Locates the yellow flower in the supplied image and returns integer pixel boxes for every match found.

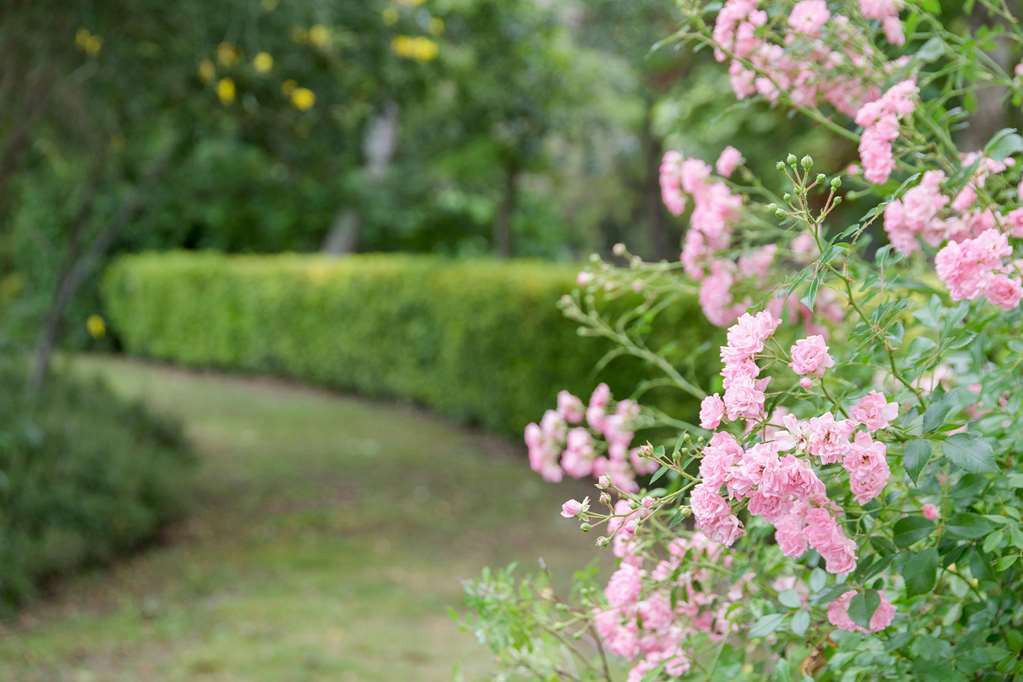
[307,24,330,47]
[253,51,274,73]
[217,77,236,105]
[391,35,438,62]
[429,17,445,36]
[281,79,297,96]
[382,7,399,25]
[86,315,106,339]
[217,42,239,67]
[290,87,316,111]
[197,58,215,84]
[74,28,102,56]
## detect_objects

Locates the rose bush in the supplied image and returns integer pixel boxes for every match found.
[463,0,1023,679]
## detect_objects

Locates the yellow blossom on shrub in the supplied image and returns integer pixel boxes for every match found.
[74,28,103,56]
[291,87,316,111]
[217,78,236,105]
[308,24,330,47]
[391,35,439,62]
[382,8,399,25]
[217,42,239,67]
[86,314,106,339]
[197,58,215,83]
[253,51,274,73]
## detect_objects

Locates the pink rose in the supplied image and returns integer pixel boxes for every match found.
[700,393,725,429]
[560,497,590,518]
[789,335,834,377]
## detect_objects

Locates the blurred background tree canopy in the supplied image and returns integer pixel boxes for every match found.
[0,0,844,378]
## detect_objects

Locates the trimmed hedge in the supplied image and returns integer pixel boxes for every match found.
[102,252,715,435]
[0,362,194,610]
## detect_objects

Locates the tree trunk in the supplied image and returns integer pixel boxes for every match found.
[640,98,671,260]
[960,8,1011,151]
[27,138,183,394]
[493,164,519,258]
[322,103,399,255]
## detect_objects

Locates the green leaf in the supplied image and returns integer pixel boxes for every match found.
[894,516,935,548]
[872,536,897,556]
[946,513,994,539]
[995,554,1019,571]
[982,529,1005,554]
[903,548,938,596]
[919,0,941,14]
[941,434,996,474]
[916,36,945,61]
[790,610,810,636]
[848,590,880,630]
[984,128,1023,161]
[779,589,802,609]
[649,465,669,485]
[922,399,952,433]
[903,440,932,484]
[749,613,785,637]
[809,568,826,593]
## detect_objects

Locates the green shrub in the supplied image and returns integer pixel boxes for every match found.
[102,252,716,435]
[0,362,194,610]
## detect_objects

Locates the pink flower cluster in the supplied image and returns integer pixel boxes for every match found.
[659,151,744,280]
[594,533,747,682]
[524,385,656,491]
[716,146,744,178]
[858,0,905,44]
[936,228,1022,309]
[713,0,884,116]
[883,170,949,255]
[884,156,1020,258]
[660,148,765,327]
[850,391,899,431]
[691,309,902,576]
[719,310,780,424]
[854,80,918,184]
[827,590,896,632]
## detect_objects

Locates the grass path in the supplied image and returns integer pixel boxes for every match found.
[0,356,597,681]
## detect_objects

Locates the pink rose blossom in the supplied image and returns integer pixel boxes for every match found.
[789,335,834,377]
[936,229,1012,301]
[716,146,744,177]
[788,0,830,35]
[700,394,726,429]
[984,275,1023,310]
[850,391,899,431]
[843,432,890,504]
[605,564,643,608]
[561,497,589,518]
[804,412,854,464]
[557,390,585,423]
[922,503,940,521]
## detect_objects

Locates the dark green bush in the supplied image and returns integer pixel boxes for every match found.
[102,252,716,435]
[0,363,194,610]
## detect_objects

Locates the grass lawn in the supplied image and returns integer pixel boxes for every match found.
[0,355,600,681]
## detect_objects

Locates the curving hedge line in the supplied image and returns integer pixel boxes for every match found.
[102,252,715,436]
